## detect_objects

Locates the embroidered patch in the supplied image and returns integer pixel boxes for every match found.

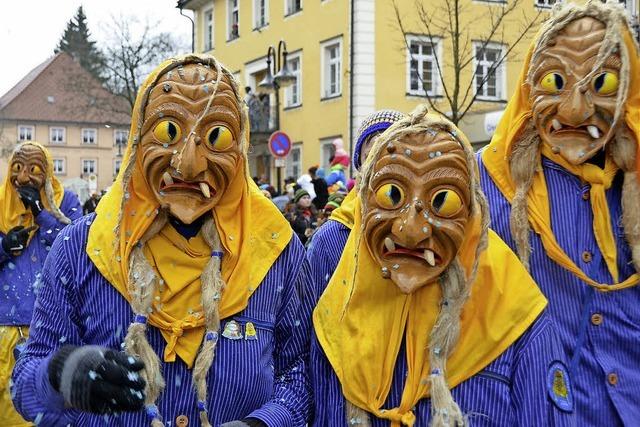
[222,320,243,340]
[547,361,573,412]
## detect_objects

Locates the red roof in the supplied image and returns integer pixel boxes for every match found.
[0,52,130,125]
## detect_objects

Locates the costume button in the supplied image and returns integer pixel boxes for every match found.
[582,251,592,263]
[608,373,618,386]
[176,415,188,426]
[582,192,590,201]
[591,313,603,325]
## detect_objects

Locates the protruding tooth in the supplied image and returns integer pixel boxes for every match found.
[162,172,174,186]
[552,119,562,131]
[424,249,436,267]
[199,182,211,198]
[384,237,396,252]
[587,125,600,139]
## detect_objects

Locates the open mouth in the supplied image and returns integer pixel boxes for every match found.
[159,171,215,199]
[382,236,441,267]
[549,119,602,139]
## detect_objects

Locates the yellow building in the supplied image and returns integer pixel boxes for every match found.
[0,53,130,196]
[177,0,639,184]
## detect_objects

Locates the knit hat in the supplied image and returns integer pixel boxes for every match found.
[324,191,347,212]
[293,188,310,204]
[353,110,405,170]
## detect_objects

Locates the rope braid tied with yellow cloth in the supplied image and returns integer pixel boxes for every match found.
[314,106,548,426]
[85,54,291,426]
[482,0,640,291]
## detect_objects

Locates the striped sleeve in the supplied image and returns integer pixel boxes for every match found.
[35,190,83,246]
[11,220,82,425]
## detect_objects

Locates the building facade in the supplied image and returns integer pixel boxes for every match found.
[0,53,130,194]
[177,0,639,184]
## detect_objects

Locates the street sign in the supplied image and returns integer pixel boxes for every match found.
[268,131,292,158]
[274,158,286,168]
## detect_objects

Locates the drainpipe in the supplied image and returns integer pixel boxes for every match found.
[179,6,195,53]
[348,0,355,178]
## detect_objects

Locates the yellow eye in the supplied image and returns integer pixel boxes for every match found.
[431,189,463,217]
[30,165,42,174]
[375,183,405,210]
[540,72,565,93]
[593,72,619,95]
[153,120,181,144]
[11,163,22,173]
[206,126,234,151]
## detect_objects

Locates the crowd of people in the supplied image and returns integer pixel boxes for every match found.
[0,2,638,426]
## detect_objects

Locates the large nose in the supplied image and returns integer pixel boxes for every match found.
[177,132,207,180]
[17,169,31,185]
[555,85,594,127]
[390,201,431,248]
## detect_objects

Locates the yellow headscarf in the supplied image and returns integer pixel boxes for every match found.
[0,141,66,235]
[314,113,547,426]
[481,9,640,291]
[86,55,292,367]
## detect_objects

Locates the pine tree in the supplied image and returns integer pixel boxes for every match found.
[55,6,105,82]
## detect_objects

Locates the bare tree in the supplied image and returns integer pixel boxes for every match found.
[101,15,186,111]
[394,0,544,125]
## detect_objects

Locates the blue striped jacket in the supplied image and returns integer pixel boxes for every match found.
[478,152,640,426]
[11,214,313,426]
[306,220,574,426]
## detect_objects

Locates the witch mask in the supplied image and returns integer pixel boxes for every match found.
[363,130,471,294]
[10,144,47,190]
[140,63,242,224]
[529,16,623,165]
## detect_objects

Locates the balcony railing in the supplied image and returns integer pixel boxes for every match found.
[247,96,276,135]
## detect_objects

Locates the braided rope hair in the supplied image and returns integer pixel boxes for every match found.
[345,104,490,426]
[115,55,247,426]
[509,0,640,271]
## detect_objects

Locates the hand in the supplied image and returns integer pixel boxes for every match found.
[16,186,43,215]
[48,345,146,414]
[1,225,36,254]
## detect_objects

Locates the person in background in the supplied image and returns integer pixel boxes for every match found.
[0,142,82,426]
[309,166,328,211]
[82,192,100,215]
[325,138,349,188]
[296,174,317,204]
[286,188,317,246]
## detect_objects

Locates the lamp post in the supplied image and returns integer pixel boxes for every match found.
[258,40,295,194]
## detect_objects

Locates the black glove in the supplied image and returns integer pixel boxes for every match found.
[1,225,36,254]
[221,419,267,427]
[48,345,146,414]
[16,186,43,215]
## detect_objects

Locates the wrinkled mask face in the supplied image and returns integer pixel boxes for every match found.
[10,145,47,190]
[530,17,621,165]
[363,130,471,294]
[140,63,242,224]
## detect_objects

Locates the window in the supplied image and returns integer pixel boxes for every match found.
[50,127,65,144]
[82,128,97,144]
[52,158,65,175]
[474,42,506,101]
[284,53,302,107]
[227,0,239,40]
[203,7,214,51]
[18,125,34,141]
[535,0,557,7]
[321,38,342,98]
[285,0,302,16]
[253,0,268,28]
[82,159,97,175]
[286,145,302,179]
[320,137,338,170]
[114,159,122,176]
[114,129,128,146]
[407,36,441,96]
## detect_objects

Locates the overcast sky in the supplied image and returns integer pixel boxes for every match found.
[0,0,192,95]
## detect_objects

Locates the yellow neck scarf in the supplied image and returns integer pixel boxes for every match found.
[86,56,292,367]
[481,29,640,291]
[313,201,547,426]
[0,141,65,234]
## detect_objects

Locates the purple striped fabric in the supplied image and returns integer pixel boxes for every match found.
[0,190,82,326]
[478,152,640,426]
[11,214,313,426]
[306,220,574,426]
